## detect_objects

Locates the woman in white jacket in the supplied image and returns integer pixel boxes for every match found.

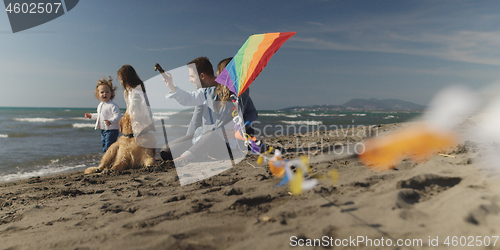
[117,65,156,149]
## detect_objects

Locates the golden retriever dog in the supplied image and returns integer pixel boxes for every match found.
[84,112,155,174]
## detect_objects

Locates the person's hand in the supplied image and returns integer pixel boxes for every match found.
[84,113,92,119]
[162,72,176,93]
[162,72,172,85]
[104,120,111,126]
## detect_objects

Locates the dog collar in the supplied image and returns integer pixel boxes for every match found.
[123,133,134,138]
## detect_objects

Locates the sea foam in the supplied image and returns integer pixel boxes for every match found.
[281,120,323,126]
[0,164,87,183]
[153,111,179,120]
[13,117,61,122]
[260,113,301,118]
[72,123,95,128]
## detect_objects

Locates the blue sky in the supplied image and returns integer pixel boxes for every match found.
[1,0,500,110]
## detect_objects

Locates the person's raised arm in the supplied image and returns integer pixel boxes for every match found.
[155,63,176,93]
[162,71,176,93]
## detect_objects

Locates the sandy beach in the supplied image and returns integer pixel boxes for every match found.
[1,120,499,250]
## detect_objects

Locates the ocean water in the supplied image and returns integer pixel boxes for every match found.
[0,107,421,183]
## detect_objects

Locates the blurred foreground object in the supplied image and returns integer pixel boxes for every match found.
[358,87,477,171]
[358,125,456,171]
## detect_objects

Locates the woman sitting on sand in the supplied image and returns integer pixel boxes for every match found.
[118,65,156,148]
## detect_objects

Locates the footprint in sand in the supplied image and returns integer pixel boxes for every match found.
[396,174,462,208]
[465,202,500,225]
[229,195,276,215]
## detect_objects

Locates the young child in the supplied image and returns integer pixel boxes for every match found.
[84,77,121,153]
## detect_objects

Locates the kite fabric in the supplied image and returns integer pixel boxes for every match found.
[215,32,296,96]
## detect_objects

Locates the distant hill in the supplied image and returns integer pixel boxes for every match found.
[281,98,425,111]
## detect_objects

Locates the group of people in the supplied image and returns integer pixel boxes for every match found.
[84,57,258,166]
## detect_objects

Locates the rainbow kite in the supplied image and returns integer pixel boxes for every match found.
[215,32,296,96]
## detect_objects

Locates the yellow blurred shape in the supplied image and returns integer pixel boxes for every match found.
[257,155,264,165]
[329,170,339,184]
[299,155,311,174]
[290,168,304,196]
[358,125,456,171]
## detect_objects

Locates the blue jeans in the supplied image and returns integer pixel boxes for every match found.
[101,129,119,153]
